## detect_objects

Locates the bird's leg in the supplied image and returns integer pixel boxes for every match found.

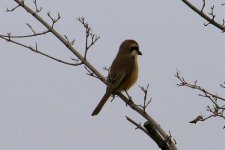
[110,94,116,102]
[124,89,134,106]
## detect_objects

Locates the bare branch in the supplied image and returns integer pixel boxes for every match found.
[201,0,205,12]
[11,0,106,83]
[138,84,152,112]
[126,116,150,136]
[144,121,176,150]
[181,0,225,32]
[117,92,178,150]
[77,17,100,60]
[222,19,225,28]
[175,72,225,102]
[47,11,61,28]
[189,115,204,124]
[26,23,36,34]
[0,30,50,39]
[64,35,75,46]
[208,5,215,21]
[103,66,110,73]
[123,90,132,102]
[189,111,225,124]
[6,1,23,12]
[84,66,102,79]
[126,116,176,150]
[175,71,225,126]
[203,5,216,27]
[0,35,80,66]
[220,82,225,88]
[33,0,42,13]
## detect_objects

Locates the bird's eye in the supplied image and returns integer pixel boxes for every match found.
[130,46,138,51]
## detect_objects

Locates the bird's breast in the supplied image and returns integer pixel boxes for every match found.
[119,57,138,91]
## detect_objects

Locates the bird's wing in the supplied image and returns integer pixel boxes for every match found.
[108,55,135,89]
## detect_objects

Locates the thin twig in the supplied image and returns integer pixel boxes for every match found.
[26,23,36,34]
[201,0,205,12]
[0,35,81,66]
[138,84,152,112]
[0,30,50,38]
[47,11,61,28]
[84,66,101,79]
[33,0,42,13]
[6,1,22,12]
[64,35,75,46]
[77,17,100,60]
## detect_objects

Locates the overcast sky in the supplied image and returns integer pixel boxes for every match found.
[0,0,224,150]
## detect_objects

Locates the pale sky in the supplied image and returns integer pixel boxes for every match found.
[0,0,224,150]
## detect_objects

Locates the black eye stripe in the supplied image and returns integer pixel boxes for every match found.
[131,46,139,51]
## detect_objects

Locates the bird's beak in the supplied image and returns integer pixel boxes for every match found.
[137,50,142,55]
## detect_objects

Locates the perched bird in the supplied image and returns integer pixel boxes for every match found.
[92,39,142,116]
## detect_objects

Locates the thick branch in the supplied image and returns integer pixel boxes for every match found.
[126,116,174,150]
[117,92,177,150]
[144,121,175,150]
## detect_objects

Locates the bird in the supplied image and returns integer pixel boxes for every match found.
[91,39,142,116]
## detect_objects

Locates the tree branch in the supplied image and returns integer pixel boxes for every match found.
[126,116,175,150]
[0,35,80,66]
[1,1,178,149]
[138,84,152,112]
[181,0,225,32]
[126,116,151,137]
[77,17,100,60]
[175,71,225,126]
[117,92,177,150]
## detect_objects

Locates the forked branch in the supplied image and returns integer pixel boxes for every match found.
[175,71,225,126]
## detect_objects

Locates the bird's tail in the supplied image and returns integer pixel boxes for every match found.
[91,90,113,116]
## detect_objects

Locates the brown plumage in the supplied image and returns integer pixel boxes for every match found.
[91,39,142,116]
